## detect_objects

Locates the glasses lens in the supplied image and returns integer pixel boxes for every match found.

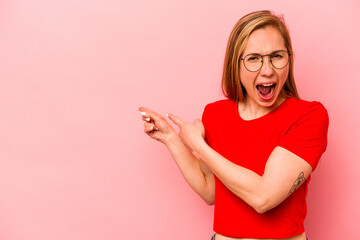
[271,51,289,69]
[244,54,262,72]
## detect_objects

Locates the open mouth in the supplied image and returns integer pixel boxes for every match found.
[256,83,276,101]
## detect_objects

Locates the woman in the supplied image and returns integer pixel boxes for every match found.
[139,10,328,240]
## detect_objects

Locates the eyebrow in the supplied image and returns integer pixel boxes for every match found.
[243,49,287,56]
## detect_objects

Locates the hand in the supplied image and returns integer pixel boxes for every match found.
[167,113,206,153]
[139,107,178,144]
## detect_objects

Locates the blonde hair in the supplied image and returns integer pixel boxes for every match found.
[221,10,300,101]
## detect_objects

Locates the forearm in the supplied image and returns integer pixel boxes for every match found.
[165,134,214,205]
[165,112,312,213]
[194,141,266,212]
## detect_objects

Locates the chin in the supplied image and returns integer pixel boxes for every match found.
[258,100,277,108]
[256,86,285,108]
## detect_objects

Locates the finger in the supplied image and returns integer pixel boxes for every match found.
[144,121,158,129]
[146,128,162,142]
[144,122,158,133]
[139,107,163,123]
[142,115,152,122]
[193,118,203,125]
[139,109,152,122]
[167,113,185,127]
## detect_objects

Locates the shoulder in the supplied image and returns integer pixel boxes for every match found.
[282,98,329,140]
[204,99,235,113]
[285,98,329,122]
[278,98,329,170]
[202,99,235,124]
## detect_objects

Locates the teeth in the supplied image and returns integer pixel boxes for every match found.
[261,83,274,87]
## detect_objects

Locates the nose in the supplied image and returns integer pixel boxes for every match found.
[260,56,274,77]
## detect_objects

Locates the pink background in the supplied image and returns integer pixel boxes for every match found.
[0,0,359,239]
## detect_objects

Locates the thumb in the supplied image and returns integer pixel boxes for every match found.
[193,118,203,125]
[167,113,184,127]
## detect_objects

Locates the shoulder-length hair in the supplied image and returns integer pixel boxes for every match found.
[221,10,300,101]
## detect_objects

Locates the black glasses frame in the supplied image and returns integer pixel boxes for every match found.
[240,50,291,72]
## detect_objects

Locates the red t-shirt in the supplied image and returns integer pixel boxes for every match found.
[202,97,329,238]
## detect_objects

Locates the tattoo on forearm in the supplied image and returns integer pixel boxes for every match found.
[288,172,305,196]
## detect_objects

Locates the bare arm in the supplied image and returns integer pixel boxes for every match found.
[194,142,311,213]
[139,107,215,205]
[164,134,215,205]
[168,114,312,213]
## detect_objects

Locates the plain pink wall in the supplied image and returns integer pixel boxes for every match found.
[0,0,359,239]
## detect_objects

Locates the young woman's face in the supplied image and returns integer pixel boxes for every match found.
[240,26,289,108]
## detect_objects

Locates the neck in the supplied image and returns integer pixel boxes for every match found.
[238,96,286,120]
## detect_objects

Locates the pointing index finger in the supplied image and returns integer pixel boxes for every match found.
[139,107,162,122]
[167,113,184,127]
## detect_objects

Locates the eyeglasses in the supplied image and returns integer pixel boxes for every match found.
[240,50,291,72]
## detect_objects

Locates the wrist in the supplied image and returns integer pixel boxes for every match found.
[163,131,181,147]
[192,138,209,159]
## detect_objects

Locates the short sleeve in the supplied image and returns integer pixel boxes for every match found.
[278,102,329,171]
